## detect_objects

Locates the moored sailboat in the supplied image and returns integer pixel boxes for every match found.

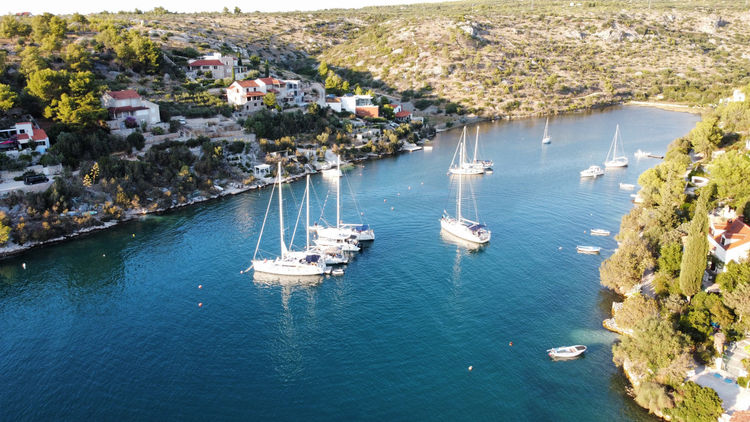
[250,163,326,276]
[440,167,491,244]
[448,127,484,175]
[604,124,628,168]
[541,117,551,144]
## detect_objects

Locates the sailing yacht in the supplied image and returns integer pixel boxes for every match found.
[286,175,349,265]
[541,117,551,144]
[310,155,375,242]
[250,163,326,276]
[448,127,484,175]
[604,124,628,168]
[440,169,491,244]
[470,127,493,169]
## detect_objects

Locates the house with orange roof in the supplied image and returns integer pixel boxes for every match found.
[227,77,305,113]
[227,80,266,113]
[187,53,246,80]
[101,89,160,125]
[708,216,750,268]
[0,121,49,153]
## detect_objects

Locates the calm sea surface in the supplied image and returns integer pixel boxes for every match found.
[0,106,699,421]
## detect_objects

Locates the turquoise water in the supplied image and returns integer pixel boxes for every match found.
[0,106,699,421]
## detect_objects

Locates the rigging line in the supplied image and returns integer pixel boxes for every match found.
[251,181,277,262]
[469,177,479,222]
[344,173,367,224]
[309,178,327,222]
[289,179,306,250]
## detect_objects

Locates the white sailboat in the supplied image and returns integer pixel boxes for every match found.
[448,127,484,175]
[471,127,493,169]
[287,175,349,265]
[541,117,551,144]
[440,169,491,244]
[250,163,326,276]
[310,155,375,242]
[604,124,628,168]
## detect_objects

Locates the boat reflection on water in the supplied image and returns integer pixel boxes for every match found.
[252,271,324,288]
[440,228,488,252]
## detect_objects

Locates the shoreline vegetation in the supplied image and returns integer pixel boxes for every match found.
[600,83,750,420]
[0,98,695,260]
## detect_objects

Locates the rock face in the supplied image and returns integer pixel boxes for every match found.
[594,24,640,42]
[698,16,729,34]
[565,29,587,40]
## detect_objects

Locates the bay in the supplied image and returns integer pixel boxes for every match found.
[0,105,699,421]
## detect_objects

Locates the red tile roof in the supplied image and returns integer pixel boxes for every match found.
[107,90,141,100]
[32,128,48,141]
[731,411,750,422]
[713,219,750,251]
[326,98,340,103]
[189,60,224,67]
[246,92,266,98]
[257,77,282,85]
[395,110,411,118]
[17,133,29,141]
[235,80,259,87]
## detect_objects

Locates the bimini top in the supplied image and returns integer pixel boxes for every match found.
[305,254,320,263]
[469,224,486,232]
[356,225,369,231]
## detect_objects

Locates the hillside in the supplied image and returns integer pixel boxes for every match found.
[99,1,750,118]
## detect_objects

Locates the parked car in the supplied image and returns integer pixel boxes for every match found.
[24,174,49,185]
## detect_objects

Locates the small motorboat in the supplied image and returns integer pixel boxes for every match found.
[580,165,604,178]
[590,229,610,236]
[634,149,650,159]
[547,345,587,359]
[619,183,635,190]
[576,245,601,254]
[331,268,345,276]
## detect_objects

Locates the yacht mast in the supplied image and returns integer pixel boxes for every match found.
[278,162,287,257]
[336,155,341,229]
[305,174,310,249]
[457,167,463,221]
[473,127,479,162]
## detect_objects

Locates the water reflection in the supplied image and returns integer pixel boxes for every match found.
[252,272,322,383]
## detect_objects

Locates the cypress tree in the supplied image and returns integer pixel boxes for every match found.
[678,190,711,300]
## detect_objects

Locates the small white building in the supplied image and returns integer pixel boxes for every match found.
[0,121,49,153]
[708,216,750,269]
[332,94,379,118]
[253,163,271,178]
[101,89,160,125]
[719,88,747,105]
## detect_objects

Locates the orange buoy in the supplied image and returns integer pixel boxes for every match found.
[468,365,473,371]
[509,342,513,346]
[198,285,202,289]
[198,302,203,308]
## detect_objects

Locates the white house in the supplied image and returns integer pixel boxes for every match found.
[227,80,266,113]
[0,121,49,153]
[227,77,306,112]
[188,53,247,80]
[719,88,747,105]
[708,217,750,269]
[335,94,379,118]
[101,89,160,125]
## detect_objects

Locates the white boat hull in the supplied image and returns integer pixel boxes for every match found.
[252,258,326,276]
[547,345,587,359]
[576,246,601,254]
[542,137,551,144]
[580,165,604,178]
[449,165,484,175]
[314,238,360,252]
[440,217,491,244]
[314,225,375,241]
[604,157,628,168]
